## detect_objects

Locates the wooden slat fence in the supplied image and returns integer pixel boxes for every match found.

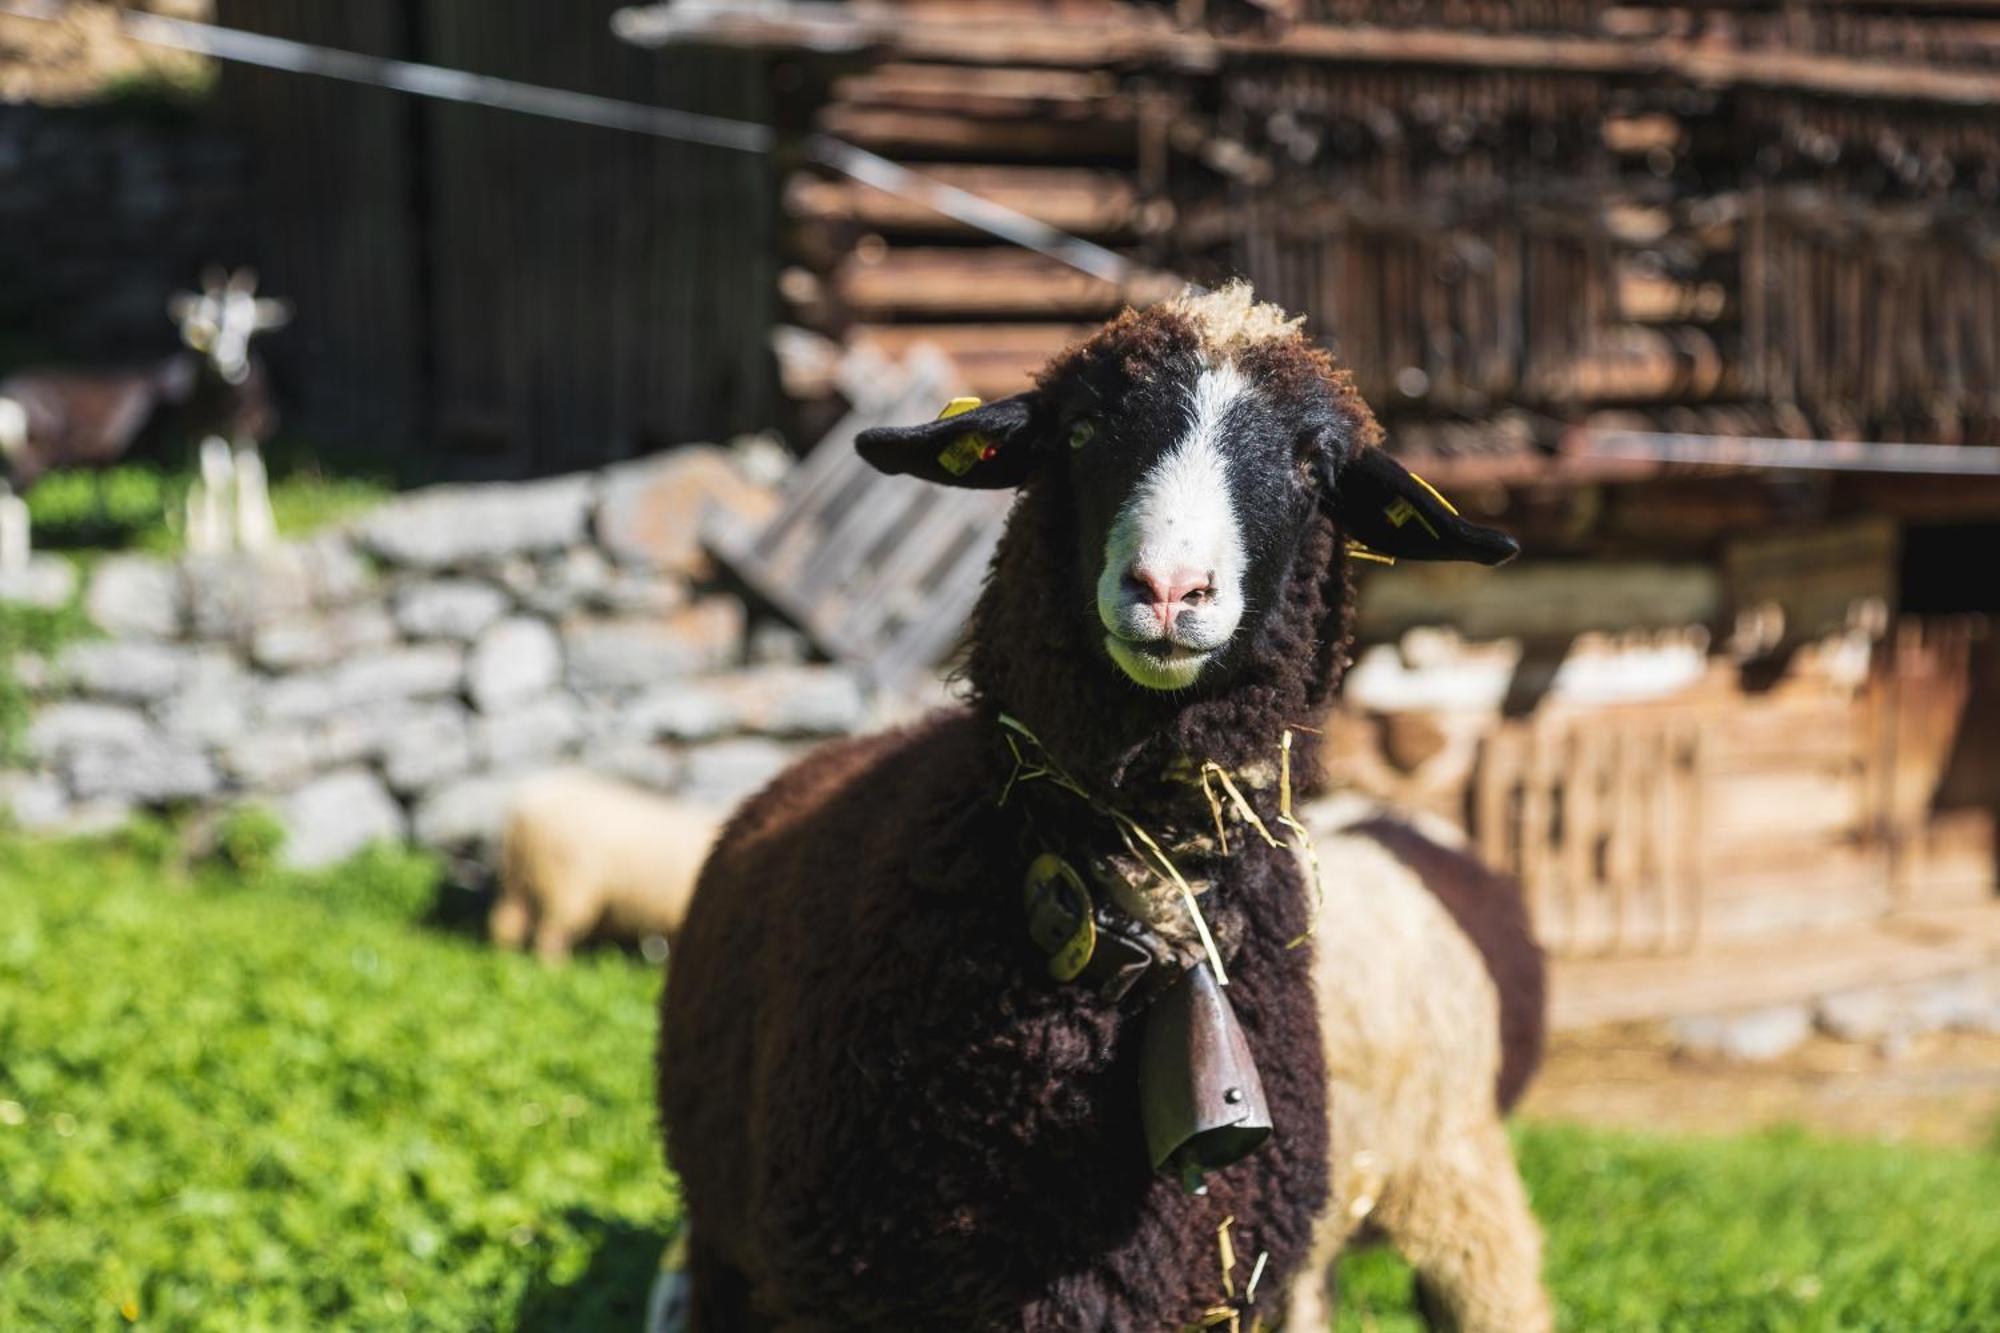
[213,1,774,470]
[1475,617,1990,958]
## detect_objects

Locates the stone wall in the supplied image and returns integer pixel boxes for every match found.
[0,100,246,362]
[0,441,879,869]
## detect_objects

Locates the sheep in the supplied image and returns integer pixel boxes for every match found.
[491,768,726,963]
[656,281,1545,1331]
[0,266,286,556]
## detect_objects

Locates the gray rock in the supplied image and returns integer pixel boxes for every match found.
[625,665,864,741]
[219,729,321,789]
[56,639,206,704]
[318,700,468,769]
[517,546,613,617]
[0,771,69,829]
[85,555,183,638]
[747,621,812,667]
[394,579,509,641]
[26,702,152,761]
[563,600,743,692]
[67,737,221,804]
[1671,1003,1813,1062]
[627,681,738,742]
[680,738,795,805]
[735,665,866,736]
[597,570,688,616]
[261,645,465,722]
[47,799,137,837]
[466,617,562,713]
[0,555,77,609]
[250,606,399,671]
[298,533,374,604]
[154,653,255,746]
[357,475,596,571]
[474,695,584,769]
[279,770,408,870]
[597,446,778,574]
[412,771,527,850]
[9,651,51,694]
[380,706,474,796]
[582,742,684,793]
[183,547,315,637]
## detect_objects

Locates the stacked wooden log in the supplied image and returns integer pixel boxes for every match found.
[775,42,1184,409]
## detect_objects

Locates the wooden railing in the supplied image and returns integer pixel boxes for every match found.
[1471,617,1990,958]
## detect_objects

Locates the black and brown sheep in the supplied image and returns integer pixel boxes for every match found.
[657,282,1548,1331]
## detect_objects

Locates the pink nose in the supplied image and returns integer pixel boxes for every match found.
[1127,565,1216,630]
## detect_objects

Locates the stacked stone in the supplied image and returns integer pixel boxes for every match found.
[0,443,870,868]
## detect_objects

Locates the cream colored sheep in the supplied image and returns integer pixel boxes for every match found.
[490,769,727,963]
[1281,796,1551,1332]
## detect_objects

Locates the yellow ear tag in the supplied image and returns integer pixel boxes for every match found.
[936,396,992,476]
[1023,853,1096,983]
[1381,496,1440,540]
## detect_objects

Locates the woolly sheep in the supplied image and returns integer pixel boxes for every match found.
[657,283,1546,1330]
[491,769,725,962]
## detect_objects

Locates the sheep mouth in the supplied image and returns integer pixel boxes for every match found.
[1103,634,1216,691]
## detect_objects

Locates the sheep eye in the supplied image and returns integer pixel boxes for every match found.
[1068,418,1097,451]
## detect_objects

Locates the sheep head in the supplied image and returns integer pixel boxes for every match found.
[858,282,1516,698]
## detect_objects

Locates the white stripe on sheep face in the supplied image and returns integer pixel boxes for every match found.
[1096,363,1252,691]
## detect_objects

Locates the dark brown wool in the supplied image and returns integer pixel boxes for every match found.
[658,302,1522,1330]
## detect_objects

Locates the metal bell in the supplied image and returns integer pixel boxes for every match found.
[1138,962,1273,1189]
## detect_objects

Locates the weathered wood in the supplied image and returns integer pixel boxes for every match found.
[833,247,1128,319]
[1357,561,1721,642]
[1548,901,2000,1030]
[788,166,1141,235]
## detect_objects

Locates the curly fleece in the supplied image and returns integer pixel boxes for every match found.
[658,302,1501,1331]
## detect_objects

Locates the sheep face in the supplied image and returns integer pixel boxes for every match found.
[858,283,1517,694]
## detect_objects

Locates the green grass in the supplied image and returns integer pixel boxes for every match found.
[24,458,390,556]
[1,833,1996,1331]
[0,830,673,1332]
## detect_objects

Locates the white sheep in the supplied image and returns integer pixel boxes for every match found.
[489,769,727,962]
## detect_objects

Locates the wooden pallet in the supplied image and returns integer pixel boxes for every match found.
[704,345,1012,692]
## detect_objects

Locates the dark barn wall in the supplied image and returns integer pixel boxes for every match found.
[214,0,775,473]
[0,100,246,367]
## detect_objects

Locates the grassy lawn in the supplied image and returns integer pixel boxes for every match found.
[23,457,391,557]
[1,832,1996,1331]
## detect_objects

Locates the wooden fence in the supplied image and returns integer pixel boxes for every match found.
[212,1,775,471]
[1473,618,1993,958]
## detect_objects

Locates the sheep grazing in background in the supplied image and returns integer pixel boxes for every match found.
[0,266,286,557]
[657,282,1547,1331]
[491,769,726,963]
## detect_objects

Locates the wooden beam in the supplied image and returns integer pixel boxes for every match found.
[787,165,1141,235]
[620,2,2000,106]
[832,247,1128,319]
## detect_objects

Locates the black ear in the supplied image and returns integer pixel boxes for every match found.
[1330,446,1519,565]
[855,393,1043,489]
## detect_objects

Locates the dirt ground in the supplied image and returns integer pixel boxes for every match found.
[1521,1024,2000,1148]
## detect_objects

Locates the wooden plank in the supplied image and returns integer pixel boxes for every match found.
[788,167,1141,235]
[818,105,1138,158]
[833,248,1127,320]
[1549,902,2000,1030]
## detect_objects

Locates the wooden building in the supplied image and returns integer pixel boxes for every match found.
[211,1,777,473]
[624,0,2000,991]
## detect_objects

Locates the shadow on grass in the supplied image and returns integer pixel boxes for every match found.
[513,1213,676,1333]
